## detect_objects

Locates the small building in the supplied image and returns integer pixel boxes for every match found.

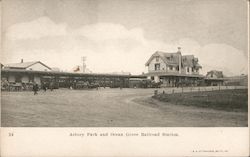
[4,60,51,71]
[145,47,203,87]
[204,70,224,86]
[206,70,223,79]
[2,60,52,85]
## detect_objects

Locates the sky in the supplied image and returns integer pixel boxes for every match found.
[1,0,248,76]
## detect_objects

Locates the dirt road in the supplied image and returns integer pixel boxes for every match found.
[1,87,248,127]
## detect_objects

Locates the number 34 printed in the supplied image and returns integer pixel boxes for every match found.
[8,132,14,137]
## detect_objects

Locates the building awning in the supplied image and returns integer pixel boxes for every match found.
[144,72,204,78]
[41,76,55,79]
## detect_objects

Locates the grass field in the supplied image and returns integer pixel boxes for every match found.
[153,89,248,112]
[1,87,248,127]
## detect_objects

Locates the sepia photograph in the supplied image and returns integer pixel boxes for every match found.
[1,0,248,128]
[1,0,249,156]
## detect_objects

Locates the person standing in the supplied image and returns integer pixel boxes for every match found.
[33,83,39,95]
[42,83,47,92]
[49,82,54,91]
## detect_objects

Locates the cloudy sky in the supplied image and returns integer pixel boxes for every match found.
[1,0,248,75]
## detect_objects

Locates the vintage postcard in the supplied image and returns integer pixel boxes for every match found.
[0,0,249,156]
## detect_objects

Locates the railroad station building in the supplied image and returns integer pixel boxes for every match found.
[145,47,204,87]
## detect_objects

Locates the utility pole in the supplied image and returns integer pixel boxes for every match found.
[81,56,86,73]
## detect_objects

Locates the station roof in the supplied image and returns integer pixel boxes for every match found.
[1,69,146,78]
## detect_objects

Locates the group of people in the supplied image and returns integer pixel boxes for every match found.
[33,82,54,95]
[1,80,32,91]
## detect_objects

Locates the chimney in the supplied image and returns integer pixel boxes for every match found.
[177,47,181,74]
[177,47,181,53]
[21,59,23,63]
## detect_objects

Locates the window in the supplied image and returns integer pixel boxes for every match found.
[187,67,189,72]
[192,67,194,72]
[169,66,173,70]
[156,56,159,62]
[176,66,179,71]
[155,64,160,71]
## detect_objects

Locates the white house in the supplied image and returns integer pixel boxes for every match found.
[145,47,203,86]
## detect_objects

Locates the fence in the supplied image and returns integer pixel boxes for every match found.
[154,85,248,96]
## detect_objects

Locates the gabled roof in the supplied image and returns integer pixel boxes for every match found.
[4,61,51,70]
[145,51,202,68]
[162,51,180,65]
[206,70,223,78]
[145,51,180,66]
